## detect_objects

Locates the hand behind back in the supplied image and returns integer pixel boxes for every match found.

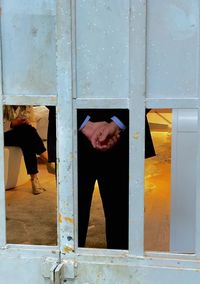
[81,121,121,151]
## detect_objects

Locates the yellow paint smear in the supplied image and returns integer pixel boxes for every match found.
[63,246,73,253]
[58,213,62,224]
[64,217,74,224]
[133,132,140,140]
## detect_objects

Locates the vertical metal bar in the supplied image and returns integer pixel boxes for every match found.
[56,0,74,255]
[195,112,200,255]
[71,0,78,250]
[129,0,147,255]
[0,0,7,247]
[170,109,178,252]
[195,2,200,256]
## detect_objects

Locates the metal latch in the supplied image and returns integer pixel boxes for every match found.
[50,263,64,284]
[42,257,75,283]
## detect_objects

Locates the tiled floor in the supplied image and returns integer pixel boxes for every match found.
[6,130,171,251]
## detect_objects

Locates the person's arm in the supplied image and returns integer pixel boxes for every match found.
[3,118,11,132]
[93,114,127,150]
[80,120,108,146]
[92,121,121,151]
[79,115,91,131]
[3,106,27,131]
[111,116,126,130]
[78,109,128,150]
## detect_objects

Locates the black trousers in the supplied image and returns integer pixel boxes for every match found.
[78,132,129,250]
[4,124,46,175]
[77,109,155,250]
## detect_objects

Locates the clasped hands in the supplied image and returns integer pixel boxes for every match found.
[81,121,121,151]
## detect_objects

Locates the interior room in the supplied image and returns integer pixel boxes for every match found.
[5,107,172,251]
[5,105,57,245]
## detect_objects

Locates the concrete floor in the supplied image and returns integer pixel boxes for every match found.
[6,162,57,245]
[6,131,171,251]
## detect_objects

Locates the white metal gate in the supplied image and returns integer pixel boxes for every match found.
[0,0,200,283]
[0,1,60,283]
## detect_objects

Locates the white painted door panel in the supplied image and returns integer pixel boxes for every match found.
[1,0,200,283]
[146,0,199,99]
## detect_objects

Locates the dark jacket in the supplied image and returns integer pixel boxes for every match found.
[77,109,155,158]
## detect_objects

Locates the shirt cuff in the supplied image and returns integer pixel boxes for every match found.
[79,115,91,130]
[111,116,126,130]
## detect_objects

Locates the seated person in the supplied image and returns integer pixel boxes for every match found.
[3,105,51,195]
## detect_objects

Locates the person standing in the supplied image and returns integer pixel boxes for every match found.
[77,109,155,249]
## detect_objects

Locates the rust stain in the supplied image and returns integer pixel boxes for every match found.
[64,217,74,224]
[63,246,73,253]
[133,132,140,140]
[58,213,62,224]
